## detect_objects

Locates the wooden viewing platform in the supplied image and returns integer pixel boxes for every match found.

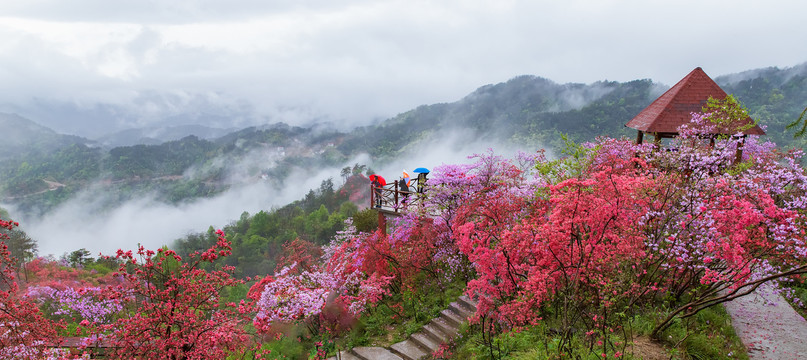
[370,182,422,214]
[370,179,426,235]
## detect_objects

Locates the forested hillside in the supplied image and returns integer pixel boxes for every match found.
[717,63,807,148]
[0,113,92,160]
[1,63,806,220]
[172,172,378,277]
[337,77,659,157]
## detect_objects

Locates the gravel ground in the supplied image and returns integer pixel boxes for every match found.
[723,284,807,359]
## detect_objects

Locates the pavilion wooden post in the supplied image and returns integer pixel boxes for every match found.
[735,136,746,164]
[636,130,644,145]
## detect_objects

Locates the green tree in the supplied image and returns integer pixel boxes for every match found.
[702,94,757,133]
[5,229,37,263]
[66,248,92,268]
[0,207,37,280]
[341,166,351,183]
[352,208,379,233]
[3,228,37,281]
[786,105,807,137]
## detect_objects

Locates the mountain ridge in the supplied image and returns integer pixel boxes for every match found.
[2,63,806,218]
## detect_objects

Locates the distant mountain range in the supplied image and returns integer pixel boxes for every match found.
[2,63,806,217]
[0,113,94,160]
[95,124,238,147]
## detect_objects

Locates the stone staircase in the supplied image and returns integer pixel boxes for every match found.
[328,295,478,360]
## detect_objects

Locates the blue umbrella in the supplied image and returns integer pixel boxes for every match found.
[413,167,430,174]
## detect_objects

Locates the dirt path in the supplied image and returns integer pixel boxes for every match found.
[42,179,66,189]
[724,284,807,359]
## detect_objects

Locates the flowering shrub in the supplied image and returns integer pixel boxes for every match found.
[1,218,64,359]
[452,125,807,355]
[26,286,125,324]
[109,231,265,359]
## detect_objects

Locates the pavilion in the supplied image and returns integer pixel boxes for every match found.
[626,67,765,146]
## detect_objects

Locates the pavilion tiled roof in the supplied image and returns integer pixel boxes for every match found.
[626,67,765,136]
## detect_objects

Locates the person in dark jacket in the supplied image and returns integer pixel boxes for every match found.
[399,177,410,205]
[416,172,427,193]
[372,178,382,208]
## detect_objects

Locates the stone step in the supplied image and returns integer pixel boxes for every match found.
[352,346,403,360]
[390,339,429,360]
[327,350,363,360]
[331,294,479,360]
[458,295,478,311]
[440,309,464,328]
[449,301,474,320]
[429,318,459,338]
[422,323,449,343]
[410,332,441,352]
[440,309,465,329]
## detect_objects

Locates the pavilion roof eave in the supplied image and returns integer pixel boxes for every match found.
[625,67,765,137]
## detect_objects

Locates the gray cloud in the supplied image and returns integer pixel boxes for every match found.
[1,0,806,137]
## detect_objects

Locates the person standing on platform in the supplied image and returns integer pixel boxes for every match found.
[399,177,410,205]
[416,172,428,193]
[372,177,382,208]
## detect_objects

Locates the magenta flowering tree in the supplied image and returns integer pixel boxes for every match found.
[255,221,401,332]
[254,262,394,336]
[71,230,268,360]
[1,218,65,359]
[450,146,657,356]
[420,150,545,281]
[254,264,335,331]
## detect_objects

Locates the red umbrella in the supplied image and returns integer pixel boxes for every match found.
[369,174,386,186]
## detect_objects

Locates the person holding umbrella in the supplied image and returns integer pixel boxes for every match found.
[369,174,386,208]
[413,168,429,193]
[399,170,411,205]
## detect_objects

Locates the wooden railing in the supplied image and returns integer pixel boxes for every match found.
[370,182,424,214]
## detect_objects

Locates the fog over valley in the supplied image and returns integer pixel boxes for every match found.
[3,127,539,256]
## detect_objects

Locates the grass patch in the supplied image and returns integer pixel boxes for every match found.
[446,304,747,360]
[649,305,748,360]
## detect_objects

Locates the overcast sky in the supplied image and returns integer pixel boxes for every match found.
[1,0,806,134]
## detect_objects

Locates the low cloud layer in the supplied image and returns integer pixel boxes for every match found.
[14,168,346,257]
[9,129,545,257]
